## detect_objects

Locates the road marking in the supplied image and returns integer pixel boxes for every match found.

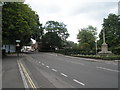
[69,61,84,65]
[73,79,85,86]
[39,61,41,63]
[20,61,37,89]
[42,63,45,66]
[65,55,100,62]
[60,73,68,77]
[18,60,37,89]
[46,66,50,68]
[106,62,118,65]
[96,66,119,72]
[52,69,57,72]
[17,60,29,88]
[112,63,118,65]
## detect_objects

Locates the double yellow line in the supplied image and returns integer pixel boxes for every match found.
[17,60,37,89]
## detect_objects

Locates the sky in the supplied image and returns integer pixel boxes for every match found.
[25,0,119,43]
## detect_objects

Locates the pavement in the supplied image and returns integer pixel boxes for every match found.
[2,54,25,88]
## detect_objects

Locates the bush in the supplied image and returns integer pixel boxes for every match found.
[55,49,120,60]
[55,48,95,55]
[112,47,120,55]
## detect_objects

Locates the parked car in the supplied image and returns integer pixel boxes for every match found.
[21,46,35,53]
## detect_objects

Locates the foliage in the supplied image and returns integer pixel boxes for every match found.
[2,2,42,45]
[42,32,62,48]
[98,14,120,54]
[55,48,95,55]
[43,21,69,49]
[44,21,69,41]
[66,41,75,48]
[56,49,120,60]
[77,25,97,52]
[72,54,120,60]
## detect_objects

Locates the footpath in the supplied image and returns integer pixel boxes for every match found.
[2,54,26,88]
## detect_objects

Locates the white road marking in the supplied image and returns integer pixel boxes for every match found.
[96,66,119,72]
[69,61,84,65]
[42,63,45,66]
[46,66,50,68]
[65,55,100,62]
[73,79,85,86]
[60,73,68,77]
[106,62,118,65]
[52,69,57,72]
[39,61,41,63]
[17,60,29,88]
[112,63,118,65]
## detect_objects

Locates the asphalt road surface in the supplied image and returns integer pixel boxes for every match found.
[3,52,119,88]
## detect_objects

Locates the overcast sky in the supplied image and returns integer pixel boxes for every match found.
[25,0,119,43]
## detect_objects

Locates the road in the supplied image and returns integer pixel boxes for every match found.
[3,52,119,88]
[19,52,119,88]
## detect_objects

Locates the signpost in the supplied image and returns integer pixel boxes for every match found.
[16,40,21,60]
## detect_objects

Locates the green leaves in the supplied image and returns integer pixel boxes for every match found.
[2,2,42,45]
[43,21,69,48]
[99,14,120,52]
[42,32,62,48]
[77,25,97,51]
[44,21,69,41]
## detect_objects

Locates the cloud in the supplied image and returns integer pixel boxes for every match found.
[25,0,62,15]
[71,2,117,19]
[25,0,119,43]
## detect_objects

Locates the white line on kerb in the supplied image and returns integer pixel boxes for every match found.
[73,79,85,86]
[52,69,57,72]
[60,73,68,77]
[46,66,50,68]
[96,66,119,72]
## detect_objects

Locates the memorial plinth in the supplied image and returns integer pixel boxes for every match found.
[98,42,112,55]
[98,30,113,56]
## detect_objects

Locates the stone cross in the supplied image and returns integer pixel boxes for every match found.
[103,30,106,44]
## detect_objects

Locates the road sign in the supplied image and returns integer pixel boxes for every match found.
[16,40,21,43]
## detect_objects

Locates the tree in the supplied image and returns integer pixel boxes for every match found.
[2,2,42,45]
[77,25,97,52]
[43,21,69,48]
[66,41,75,48]
[42,32,62,48]
[98,14,120,53]
[44,21,69,41]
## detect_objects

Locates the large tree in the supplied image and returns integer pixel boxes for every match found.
[98,14,120,50]
[44,21,69,41]
[2,2,42,45]
[42,32,62,48]
[77,25,97,52]
[43,21,69,48]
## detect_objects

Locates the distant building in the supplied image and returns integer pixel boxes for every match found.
[2,45,16,53]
